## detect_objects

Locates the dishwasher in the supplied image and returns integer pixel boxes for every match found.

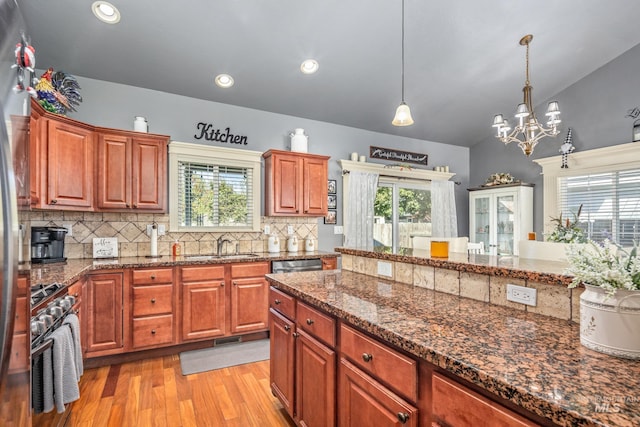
[271,258,323,273]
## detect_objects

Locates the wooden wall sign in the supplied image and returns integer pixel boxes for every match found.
[369,146,428,165]
[194,122,248,145]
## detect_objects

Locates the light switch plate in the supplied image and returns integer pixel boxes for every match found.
[287,225,294,235]
[264,225,271,235]
[334,225,343,234]
[377,261,393,277]
[63,223,73,237]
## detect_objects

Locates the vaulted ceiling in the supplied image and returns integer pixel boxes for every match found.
[19,0,640,147]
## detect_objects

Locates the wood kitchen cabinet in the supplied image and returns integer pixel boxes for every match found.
[180,265,227,341]
[29,100,95,210]
[263,149,330,216]
[85,271,124,356]
[130,267,175,350]
[230,262,270,334]
[96,129,168,212]
[269,288,337,426]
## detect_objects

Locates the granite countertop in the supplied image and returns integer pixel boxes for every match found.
[266,269,640,427]
[336,247,574,287]
[21,251,339,286]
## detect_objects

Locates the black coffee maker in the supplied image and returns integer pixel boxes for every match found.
[31,226,67,263]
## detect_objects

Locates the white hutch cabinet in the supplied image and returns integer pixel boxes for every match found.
[468,183,533,256]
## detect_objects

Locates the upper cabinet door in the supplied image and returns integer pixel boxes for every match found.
[272,152,301,214]
[97,133,131,210]
[46,120,95,209]
[131,136,167,211]
[302,156,328,216]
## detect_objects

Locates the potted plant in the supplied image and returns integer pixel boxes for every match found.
[565,240,640,359]
[546,204,586,244]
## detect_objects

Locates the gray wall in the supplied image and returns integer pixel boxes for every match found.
[470,43,640,236]
[66,76,471,251]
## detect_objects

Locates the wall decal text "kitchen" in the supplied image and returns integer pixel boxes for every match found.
[369,146,428,165]
[194,122,248,145]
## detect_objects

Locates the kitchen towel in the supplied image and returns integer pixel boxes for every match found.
[63,313,83,379]
[50,326,80,413]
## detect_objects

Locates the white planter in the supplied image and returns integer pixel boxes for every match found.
[580,284,640,359]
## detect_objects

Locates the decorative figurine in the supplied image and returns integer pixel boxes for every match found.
[560,128,575,169]
[11,34,38,97]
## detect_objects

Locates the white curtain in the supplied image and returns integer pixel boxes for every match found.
[431,180,458,237]
[344,171,379,250]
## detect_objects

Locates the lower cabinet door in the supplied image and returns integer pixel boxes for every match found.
[269,309,295,418]
[338,358,417,427]
[231,276,268,334]
[182,281,226,341]
[296,329,335,427]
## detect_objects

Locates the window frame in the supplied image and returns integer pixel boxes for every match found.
[534,141,640,239]
[168,141,262,233]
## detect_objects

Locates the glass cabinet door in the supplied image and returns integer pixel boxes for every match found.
[496,194,515,255]
[472,196,490,253]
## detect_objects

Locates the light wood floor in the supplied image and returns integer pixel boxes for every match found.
[64,355,296,427]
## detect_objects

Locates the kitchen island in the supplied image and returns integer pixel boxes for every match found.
[266,258,639,426]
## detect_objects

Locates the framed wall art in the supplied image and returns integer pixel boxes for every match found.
[328,194,337,209]
[324,210,337,225]
[328,179,337,194]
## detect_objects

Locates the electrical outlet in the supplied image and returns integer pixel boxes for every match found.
[506,284,537,306]
[334,225,343,234]
[146,224,153,236]
[377,261,393,277]
[158,224,166,235]
[287,225,294,235]
[264,225,271,235]
[63,223,73,237]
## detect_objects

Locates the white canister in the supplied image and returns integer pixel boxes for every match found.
[134,116,148,133]
[579,284,640,359]
[305,238,315,252]
[268,234,280,253]
[287,235,299,252]
[350,152,358,161]
[290,128,308,152]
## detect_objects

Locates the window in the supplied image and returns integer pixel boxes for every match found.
[374,178,431,251]
[169,142,262,232]
[558,170,640,245]
[535,141,640,246]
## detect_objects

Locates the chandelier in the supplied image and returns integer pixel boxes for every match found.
[492,34,561,156]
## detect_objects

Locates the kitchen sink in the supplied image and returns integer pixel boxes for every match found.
[184,253,260,260]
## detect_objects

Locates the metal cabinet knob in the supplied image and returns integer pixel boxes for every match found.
[306,318,314,325]
[397,412,409,424]
[51,199,57,204]
[150,275,156,280]
[150,298,156,304]
[284,325,291,332]
[126,203,130,208]
[362,353,373,363]
[151,329,156,335]
[220,282,225,287]
[274,299,282,305]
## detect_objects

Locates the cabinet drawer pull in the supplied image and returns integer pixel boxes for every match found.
[151,329,156,335]
[220,281,225,287]
[397,412,409,424]
[306,318,314,325]
[274,299,282,305]
[233,281,238,286]
[133,204,138,208]
[126,203,130,208]
[362,353,373,363]
[51,199,57,204]
[292,333,299,338]
[284,325,291,332]
[150,275,156,280]
[150,298,156,304]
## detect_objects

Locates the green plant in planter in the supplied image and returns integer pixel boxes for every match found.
[547,204,586,243]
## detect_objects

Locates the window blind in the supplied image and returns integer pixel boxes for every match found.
[177,160,253,228]
[558,168,640,245]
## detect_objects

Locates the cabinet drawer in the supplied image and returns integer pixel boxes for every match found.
[132,314,173,349]
[432,373,538,427]
[322,257,338,270]
[132,284,173,316]
[297,301,335,347]
[14,297,27,334]
[181,265,225,282]
[231,262,269,278]
[132,268,173,285]
[269,287,295,320]
[340,323,417,402]
[67,281,82,299]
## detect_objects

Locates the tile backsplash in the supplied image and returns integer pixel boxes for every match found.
[20,211,318,260]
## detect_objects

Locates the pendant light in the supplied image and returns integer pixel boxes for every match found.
[392,0,414,126]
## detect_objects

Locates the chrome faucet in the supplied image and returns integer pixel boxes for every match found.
[217,237,233,255]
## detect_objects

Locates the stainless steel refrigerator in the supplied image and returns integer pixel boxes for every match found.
[0,0,31,425]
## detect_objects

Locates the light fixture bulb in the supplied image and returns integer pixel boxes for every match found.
[300,59,319,74]
[91,1,120,24]
[392,102,414,126]
[215,74,234,88]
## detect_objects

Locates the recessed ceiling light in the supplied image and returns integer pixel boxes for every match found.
[300,59,319,74]
[215,74,234,88]
[92,1,121,24]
